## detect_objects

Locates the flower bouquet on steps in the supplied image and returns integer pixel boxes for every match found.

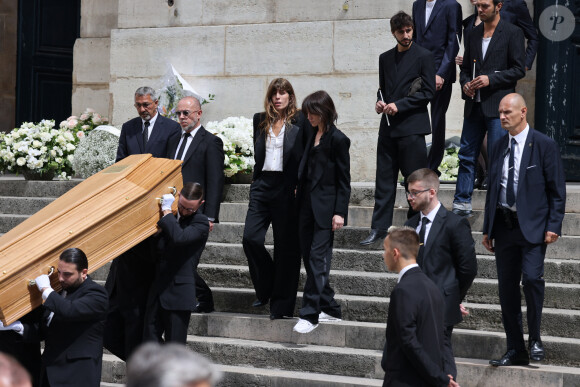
[206,116,254,179]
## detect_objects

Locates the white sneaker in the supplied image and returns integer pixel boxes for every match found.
[293,318,319,334]
[319,311,342,322]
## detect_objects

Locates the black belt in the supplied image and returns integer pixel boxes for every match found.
[496,206,519,229]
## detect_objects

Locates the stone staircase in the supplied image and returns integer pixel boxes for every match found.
[1,177,579,386]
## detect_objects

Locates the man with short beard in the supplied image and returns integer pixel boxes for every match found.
[360,11,435,246]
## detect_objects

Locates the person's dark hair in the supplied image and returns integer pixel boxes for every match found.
[261,78,298,135]
[407,168,440,191]
[390,11,414,32]
[181,182,204,201]
[59,248,88,272]
[301,90,338,133]
[386,226,420,259]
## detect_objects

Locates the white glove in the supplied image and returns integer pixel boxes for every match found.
[0,320,24,335]
[160,194,175,211]
[35,274,51,291]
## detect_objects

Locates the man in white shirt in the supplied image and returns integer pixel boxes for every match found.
[404,168,477,380]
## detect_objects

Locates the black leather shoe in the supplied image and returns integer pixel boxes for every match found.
[193,303,214,313]
[360,229,387,246]
[270,314,291,320]
[252,299,269,307]
[452,208,473,218]
[489,349,530,366]
[529,340,545,361]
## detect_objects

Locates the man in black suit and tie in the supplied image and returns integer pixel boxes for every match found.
[484,93,566,366]
[360,11,436,246]
[412,0,462,173]
[116,86,181,161]
[381,227,459,387]
[105,86,181,361]
[1,248,108,387]
[452,0,525,217]
[166,96,225,313]
[405,168,477,380]
[500,0,539,71]
[144,183,210,344]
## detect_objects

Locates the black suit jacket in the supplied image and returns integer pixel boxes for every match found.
[460,19,526,118]
[166,126,225,222]
[405,205,477,326]
[382,266,449,387]
[412,0,462,83]
[378,43,435,138]
[252,111,310,187]
[483,128,566,244]
[150,211,210,311]
[23,277,108,387]
[116,114,181,162]
[500,0,539,70]
[297,124,351,229]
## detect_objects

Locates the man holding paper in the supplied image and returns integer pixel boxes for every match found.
[360,11,435,246]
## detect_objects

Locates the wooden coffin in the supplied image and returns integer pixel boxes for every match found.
[0,154,183,325]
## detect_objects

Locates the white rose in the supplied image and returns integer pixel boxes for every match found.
[32,140,42,148]
[80,113,89,121]
[67,154,74,162]
[16,157,26,166]
[92,114,102,124]
[50,150,57,157]
[66,143,76,151]
[67,119,78,129]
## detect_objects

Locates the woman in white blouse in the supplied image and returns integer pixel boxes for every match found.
[242,78,310,320]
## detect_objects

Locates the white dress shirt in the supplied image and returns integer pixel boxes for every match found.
[262,124,285,172]
[425,0,437,26]
[499,125,529,211]
[398,263,420,283]
[415,202,441,246]
[142,112,159,141]
[174,124,201,161]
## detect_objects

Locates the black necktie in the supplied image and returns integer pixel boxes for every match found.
[142,121,150,147]
[506,138,516,207]
[417,217,430,266]
[175,133,191,160]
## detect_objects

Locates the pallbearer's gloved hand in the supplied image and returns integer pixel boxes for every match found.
[160,194,175,212]
[35,274,54,300]
[0,320,24,335]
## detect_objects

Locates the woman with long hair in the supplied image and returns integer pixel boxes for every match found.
[242,78,309,320]
[293,90,351,334]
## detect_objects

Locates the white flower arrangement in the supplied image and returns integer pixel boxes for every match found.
[205,116,254,177]
[0,120,77,179]
[438,147,460,182]
[72,126,120,179]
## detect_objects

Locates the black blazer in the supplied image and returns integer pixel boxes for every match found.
[377,42,435,138]
[459,19,526,118]
[116,114,181,162]
[500,0,539,70]
[252,111,310,187]
[166,126,225,222]
[412,0,462,83]
[150,211,210,311]
[483,128,566,244]
[382,267,449,386]
[297,124,351,229]
[405,205,477,326]
[23,277,108,387]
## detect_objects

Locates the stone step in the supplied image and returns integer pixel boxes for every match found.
[0,178,80,197]
[0,196,56,215]
[197,263,580,310]
[205,287,580,339]
[205,222,580,260]
[188,312,580,368]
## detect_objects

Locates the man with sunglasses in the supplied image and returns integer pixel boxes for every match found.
[404,168,477,382]
[144,182,210,344]
[166,96,225,313]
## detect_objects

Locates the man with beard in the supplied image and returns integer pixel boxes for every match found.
[404,168,477,380]
[1,248,108,387]
[360,11,435,246]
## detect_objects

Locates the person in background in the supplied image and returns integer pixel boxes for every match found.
[0,353,32,387]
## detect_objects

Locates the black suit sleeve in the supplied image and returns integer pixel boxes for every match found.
[512,0,539,69]
[438,1,462,82]
[158,213,210,245]
[543,140,566,235]
[333,134,351,220]
[116,122,130,162]
[203,135,225,221]
[487,25,526,89]
[451,217,478,301]
[394,49,436,113]
[44,284,108,323]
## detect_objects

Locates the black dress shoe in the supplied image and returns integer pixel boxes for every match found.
[360,229,387,246]
[489,349,530,367]
[193,303,214,313]
[480,176,488,190]
[252,299,268,307]
[451,208,473,218]
[529,340,545,361]
[269,314,291,320]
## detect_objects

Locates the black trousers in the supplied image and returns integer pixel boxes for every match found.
[427,80,453,171]
[442,325,457,380]
[242,172,301,316]
[298,191,341,324]
[143,297,191,344]
[371,133,427,230]
[494,210,546,351]
[194,271,213,308]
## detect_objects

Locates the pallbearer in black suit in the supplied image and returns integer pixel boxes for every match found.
[484,94,565,366]
[381,227,458,387]
[242,78,308,319]
[293,91,350,334]
[144,183,210,344]
[360,11,435,246]
[404,168,477,380]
